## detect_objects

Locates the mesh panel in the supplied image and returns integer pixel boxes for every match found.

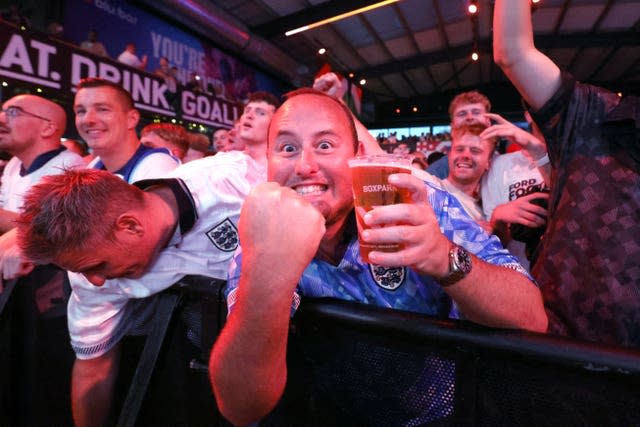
[475,352,640,426]
[264,316,457,426]
[262,300,640,427]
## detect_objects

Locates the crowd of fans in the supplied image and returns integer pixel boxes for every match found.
[0,1,639,426]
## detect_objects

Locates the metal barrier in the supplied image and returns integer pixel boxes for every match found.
[5,275,640,426]
[265,299,640,426]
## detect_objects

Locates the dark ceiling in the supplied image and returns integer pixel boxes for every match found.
[151,0,640,126]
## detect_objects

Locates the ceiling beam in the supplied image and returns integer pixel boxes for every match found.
[393,3,439,92]
[252,0,397,38]
[355,31,640,79]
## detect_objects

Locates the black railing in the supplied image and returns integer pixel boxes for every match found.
[4,276,640,426]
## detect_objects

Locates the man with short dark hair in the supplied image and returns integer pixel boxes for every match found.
[74,78,179,182]
[210,89,547,426]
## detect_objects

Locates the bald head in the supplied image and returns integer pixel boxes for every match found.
[14,94,67,138]
[0,95,67,162]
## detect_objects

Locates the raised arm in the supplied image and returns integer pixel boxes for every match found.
[493,0,562,110]
[209,183,326,426]
[313,72,384,155]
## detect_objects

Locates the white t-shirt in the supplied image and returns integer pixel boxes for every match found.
[68,151,266,359]
[0,148,85,212]
[117,50,143,67]
[86,149,179,182]
[481,151,546,270]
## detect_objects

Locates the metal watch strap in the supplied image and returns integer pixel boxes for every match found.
[438,244,472,287]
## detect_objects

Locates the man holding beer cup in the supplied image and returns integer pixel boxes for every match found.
[210,89,547,426]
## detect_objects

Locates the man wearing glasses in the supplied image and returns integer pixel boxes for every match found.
[0,95,85,234]
[0,94,85,425]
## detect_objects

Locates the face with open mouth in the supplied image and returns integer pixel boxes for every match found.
[238,100,275,146]
[448,132,493,186]
[267,93,356,228]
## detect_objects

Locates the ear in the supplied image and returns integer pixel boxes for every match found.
[127,108,140,130]
[114,213,144,238]
[40,121,58,139]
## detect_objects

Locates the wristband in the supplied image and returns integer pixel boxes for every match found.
[535,153,549,167]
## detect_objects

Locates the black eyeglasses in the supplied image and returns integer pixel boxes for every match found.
[0,105,51,122]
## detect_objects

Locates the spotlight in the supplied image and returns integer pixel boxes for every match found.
[468,1,478,15]
[359,78,366,85]
[412,106,418,113]
[617,92,623,97]
[471,52,479,61]
[348,72,354,78]
[318,48,326,55]
[395,108,401,114]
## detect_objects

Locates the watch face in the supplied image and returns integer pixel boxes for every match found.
[455,246,472,274]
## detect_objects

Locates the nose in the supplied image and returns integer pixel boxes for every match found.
[80,108,97,124]
[295,147,319,176]
[84,273,107,287]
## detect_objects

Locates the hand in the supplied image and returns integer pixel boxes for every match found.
[312,72,347,100]
[491,192,549,228]
[0,228,34,280]
[480,113,547,160]
[360,173,451,278]
[239,182,326,287]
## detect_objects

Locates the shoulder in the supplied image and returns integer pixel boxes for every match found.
[170,151,265,193]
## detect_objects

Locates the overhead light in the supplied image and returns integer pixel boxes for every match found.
[318,47,326,55]
[617,92,623,97]
[532,0,541,3]
[359,78,366,85]
[348,72,354,78]
[412,106,418,113]
[395,108,401,114]
[471,52,479,61]
[285,0,400,36]
[468,0,478,14]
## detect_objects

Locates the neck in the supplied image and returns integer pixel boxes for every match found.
[447,177,479,199]
[96,134,140,172]
[243,141,267,167]
[15,141,58,171]
[315,213,353,265]
[145,185,180,248]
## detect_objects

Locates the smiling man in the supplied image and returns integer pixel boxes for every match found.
[209,89,547,426]
[440,123,496,230]
[16,148,266,426]
[74,78,179,182]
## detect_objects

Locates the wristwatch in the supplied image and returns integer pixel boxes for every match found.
[438,244,472,287]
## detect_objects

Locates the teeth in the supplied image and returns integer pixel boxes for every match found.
[295,184,326,196]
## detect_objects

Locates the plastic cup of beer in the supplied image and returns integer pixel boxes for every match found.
[348,154,413,263]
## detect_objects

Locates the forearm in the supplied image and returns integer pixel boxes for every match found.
[210,269,297,425]
[71,345,121,427]
[0,208,18,234]
[493,0,561,109]
[444,256,548,332]
[355,118,384,155]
